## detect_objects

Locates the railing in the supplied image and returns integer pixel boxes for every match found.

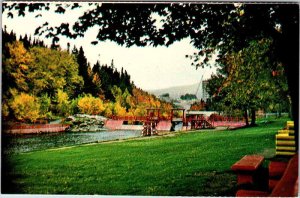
[110,116,149,121]
[109,115,245,127]
[110,115,177,121]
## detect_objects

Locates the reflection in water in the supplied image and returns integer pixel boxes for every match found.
[3,130,142,154]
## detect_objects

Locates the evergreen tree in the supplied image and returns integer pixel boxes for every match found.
[76,46,94,94]
[91,61,103,96]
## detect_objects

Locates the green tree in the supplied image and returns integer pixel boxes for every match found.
[70,96,81,115]
[74,46,94,94]
[208,39,289,125]
[180,94,197,100]
[103,102,114,118]
[39,93,52,118]
[111,85,133,111]
[28,46,84,98]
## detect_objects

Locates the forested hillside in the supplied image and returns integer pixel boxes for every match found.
[2,29,173,123]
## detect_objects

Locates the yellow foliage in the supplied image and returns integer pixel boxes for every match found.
[6,41,33,92]
[2,102,10,117]
[78,95,105,115]
[103,102,114,117]
[10,93,40,122]
[114,102,127,116]
[56,89,70,116]
[57,90,69,104]
[133,107,146,116]
[161,112,169,118]
[7,41,33,66]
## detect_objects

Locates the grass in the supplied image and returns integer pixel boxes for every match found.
[2,117,288,196]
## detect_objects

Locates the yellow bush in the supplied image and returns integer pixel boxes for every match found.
[114,102,127,116]
[2,102,10,118]
[55,89,70,116]
[103,102,114,117]
[10,93,40,122]
[77,95,105,115]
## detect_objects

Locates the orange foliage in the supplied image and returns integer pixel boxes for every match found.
[130,87,172,117]
[190,100,206,111]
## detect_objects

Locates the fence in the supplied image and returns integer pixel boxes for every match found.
[3,124,70,134]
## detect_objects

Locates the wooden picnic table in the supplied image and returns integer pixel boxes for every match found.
[231,155,264,185]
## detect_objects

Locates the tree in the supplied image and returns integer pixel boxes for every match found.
[4,41,33,93]
[3,3,298,146]
[208,39,289,126]
[160,93,170,98]
[180,93,197,100]
[28,46,83,98]
[39,93,51,118]
[103,102,114,118]
[2,38,86,121]
[113,102,127,117]
[3,41,84,99]
[91,61,103,96]
[111,85,132,111]
[2,102,10,119]
[75,46,94,94]
[190,99,206,111]
[70,97,81,115]
[205,74,226,112]
[10,92,40,122]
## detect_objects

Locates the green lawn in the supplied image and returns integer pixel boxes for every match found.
[2,118,288,196]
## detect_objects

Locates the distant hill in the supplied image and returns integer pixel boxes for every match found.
[147,83,202,99]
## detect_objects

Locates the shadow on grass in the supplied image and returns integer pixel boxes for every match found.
[162,171,238,196]
[1,154,25,194]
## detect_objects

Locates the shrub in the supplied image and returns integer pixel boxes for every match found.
[55,89,70,116]
[10,92,40,122]
[2,102,10,118]
[77,94,105,115]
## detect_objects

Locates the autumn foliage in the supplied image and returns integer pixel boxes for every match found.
[10,93,40,122]
[77,94,105,115]
[190,100,206,111]
[2,30,173,122]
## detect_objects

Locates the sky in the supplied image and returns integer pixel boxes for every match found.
[2,2,217,91]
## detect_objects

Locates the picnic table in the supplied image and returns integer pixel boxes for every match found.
[236,154,298,197]
[231,155,264,185]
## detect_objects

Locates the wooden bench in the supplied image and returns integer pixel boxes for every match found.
[268,161,288,190]
[236,154,298,197]
[231,155,264,185]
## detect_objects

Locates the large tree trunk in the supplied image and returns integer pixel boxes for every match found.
[244,109,249,126]
[279,5,299,151]
[250,108,256,126]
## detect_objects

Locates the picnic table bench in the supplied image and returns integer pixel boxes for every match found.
[231,155,264,185]
[235,154,298,197]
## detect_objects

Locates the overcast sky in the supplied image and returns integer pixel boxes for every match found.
[2,3,216,91]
